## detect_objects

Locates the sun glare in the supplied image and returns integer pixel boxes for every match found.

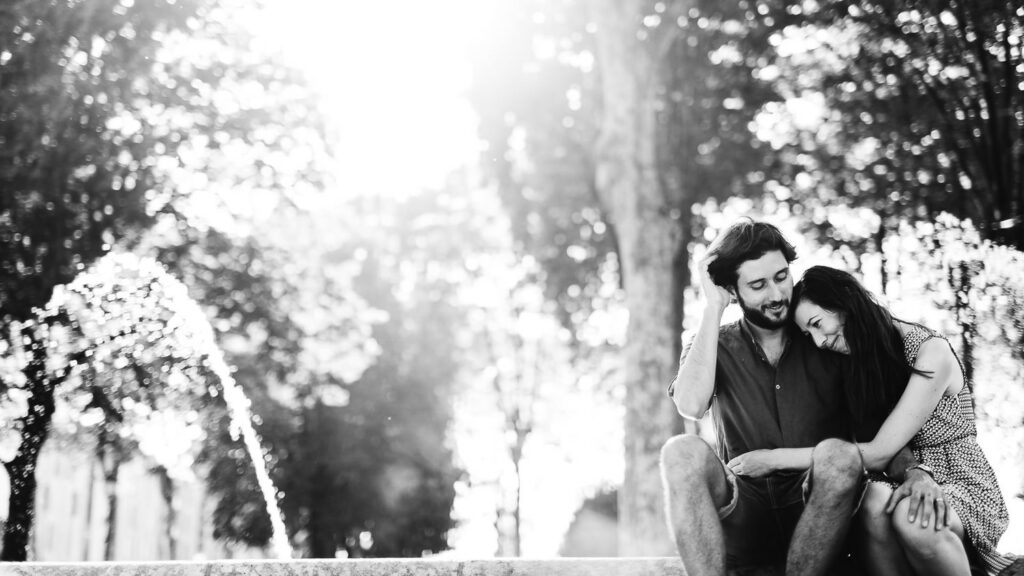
[244,0,626,558]
[258,0,484,200]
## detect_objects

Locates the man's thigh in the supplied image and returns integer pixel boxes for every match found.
[721,472,805,568]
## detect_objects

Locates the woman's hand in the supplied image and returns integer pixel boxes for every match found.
[727,450,777,477]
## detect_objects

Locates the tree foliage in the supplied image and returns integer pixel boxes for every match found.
[469,0,787,335]
[760,0,1024,250]
[0,0,197,321]
[196,190,465,558]
[0,252,258,559]
[0,0,384,560]
[0,0,209,558]
[281,193,464,558]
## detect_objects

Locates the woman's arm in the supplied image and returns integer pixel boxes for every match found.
[728,447,812,476]
[729,444,920,476]
[728,444,927,476]
[857,337,961,470]
[729,338,961,476]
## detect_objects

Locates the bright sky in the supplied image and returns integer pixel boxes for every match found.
[261,0,483,200]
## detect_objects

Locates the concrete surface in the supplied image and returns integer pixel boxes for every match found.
[0,558,691,576]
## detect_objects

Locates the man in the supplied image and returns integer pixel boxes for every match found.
[661,220,862,576]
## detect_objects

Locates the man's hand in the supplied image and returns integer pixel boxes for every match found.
[885,468,949,530]
[727,450,776,478]
[699,254,732,315]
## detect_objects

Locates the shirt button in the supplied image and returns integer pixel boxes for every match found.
[775,385,781,390]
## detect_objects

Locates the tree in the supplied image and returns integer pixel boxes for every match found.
[197,190,465,558]
[280,240,460,558]
[0,0,188,553]
[0,0,332,558]
[0,252,286,559]
[560,488,617,557]
[163,221,382,555]
[469,0,782,554]
[472,267,560,556]
[0,0,197,321]
[759,0,1024,256]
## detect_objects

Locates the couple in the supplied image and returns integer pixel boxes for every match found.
[661,220,1014,576]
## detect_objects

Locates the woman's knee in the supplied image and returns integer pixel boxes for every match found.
[858,483,895,539]
[891,498,962,558]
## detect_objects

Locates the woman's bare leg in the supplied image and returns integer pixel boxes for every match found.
[856,483,914,576]
[891,496,970,576]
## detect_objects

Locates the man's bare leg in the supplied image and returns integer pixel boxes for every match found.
[787,438,863,576]
[661,434,732,576]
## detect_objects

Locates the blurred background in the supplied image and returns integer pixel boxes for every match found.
[0,0,1022,562]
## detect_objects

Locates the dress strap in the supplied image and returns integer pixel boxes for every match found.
[902,323,938,365]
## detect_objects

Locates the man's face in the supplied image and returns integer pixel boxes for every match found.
[730,250,793,330]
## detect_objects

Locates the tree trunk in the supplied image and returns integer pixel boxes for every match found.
[1,331,55,561]
[156,467,177,560]
[511,459,522,557]
[590,0,688,556]
[102,454,120,561]
[510,427,526,557]
[307,464,335,558]
[952,261,976,386]
[82,458,96,560]
[875,220,888,297]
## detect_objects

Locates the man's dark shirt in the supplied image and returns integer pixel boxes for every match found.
[669,318,849,464]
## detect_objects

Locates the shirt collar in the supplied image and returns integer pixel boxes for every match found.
[738,316,793,359]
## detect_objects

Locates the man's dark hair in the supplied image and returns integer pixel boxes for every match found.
[707,219,797,287]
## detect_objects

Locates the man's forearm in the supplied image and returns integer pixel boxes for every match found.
[885,445,918,481]
[670,308,722,419]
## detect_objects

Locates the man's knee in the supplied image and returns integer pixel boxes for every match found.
[812,439,862,476]
[810,438,863,492]
[661,434,731,514]
[660,434,718,484]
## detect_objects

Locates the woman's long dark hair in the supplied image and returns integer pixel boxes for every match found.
[792,266,929,438]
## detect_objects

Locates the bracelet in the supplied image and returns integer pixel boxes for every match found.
[904,463,936,478]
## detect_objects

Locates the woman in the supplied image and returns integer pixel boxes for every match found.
[727,265,1012,576]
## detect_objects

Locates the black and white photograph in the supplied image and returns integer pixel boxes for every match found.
[0,1,1022,575]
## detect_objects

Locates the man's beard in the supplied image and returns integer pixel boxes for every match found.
[737,293,789,329]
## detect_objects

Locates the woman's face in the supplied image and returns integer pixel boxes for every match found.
[794,300,849,354]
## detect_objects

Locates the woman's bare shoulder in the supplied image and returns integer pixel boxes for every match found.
[913,335,964,394]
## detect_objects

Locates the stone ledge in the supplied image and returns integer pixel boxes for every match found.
[0,558,689,576]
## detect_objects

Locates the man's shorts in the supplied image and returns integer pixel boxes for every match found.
[716,462,866,568]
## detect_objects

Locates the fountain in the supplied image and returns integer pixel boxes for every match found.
[196,336,293,559]
[32,252,292,559]
[154,268,293,560]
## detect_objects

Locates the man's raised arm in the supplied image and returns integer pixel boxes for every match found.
[670,255,731,420]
